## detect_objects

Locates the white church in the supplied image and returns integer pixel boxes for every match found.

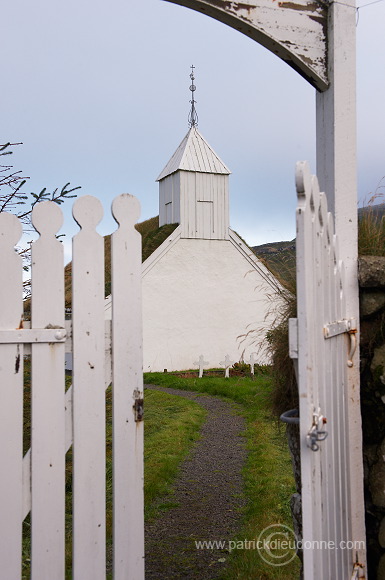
[106,71,280,372]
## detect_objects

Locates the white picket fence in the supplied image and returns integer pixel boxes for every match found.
[289,162,366,578]
[0,195,144,580]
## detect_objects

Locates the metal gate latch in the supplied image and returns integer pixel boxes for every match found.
[307,409,328,452]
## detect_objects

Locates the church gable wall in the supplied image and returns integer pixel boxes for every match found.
[142,237,277,372]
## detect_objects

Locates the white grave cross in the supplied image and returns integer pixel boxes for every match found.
[247,353,258,376]
[194,355,209,378]
[220,355,234,378]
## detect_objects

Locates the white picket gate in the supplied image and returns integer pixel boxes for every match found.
[0,194,144,580]
[289,162,366,579]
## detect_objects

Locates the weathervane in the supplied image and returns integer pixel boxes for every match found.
[188,65,198,128]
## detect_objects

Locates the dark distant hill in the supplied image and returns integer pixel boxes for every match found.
[252,240,296,284]
[252,203,385,283]
[26,203,385,312]
[358,203,385,220]
[252,239,296,256]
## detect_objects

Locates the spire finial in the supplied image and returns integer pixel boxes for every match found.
[188,65,198,128]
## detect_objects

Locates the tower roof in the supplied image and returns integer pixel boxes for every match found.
[156,127,231,181]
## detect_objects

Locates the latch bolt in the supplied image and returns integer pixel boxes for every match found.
[307,409,328,452]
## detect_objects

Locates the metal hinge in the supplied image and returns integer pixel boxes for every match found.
[133,389,144,422]
[324,317,356,338]
[324,318,357,367]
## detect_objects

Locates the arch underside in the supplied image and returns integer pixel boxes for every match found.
[165,0,328,91]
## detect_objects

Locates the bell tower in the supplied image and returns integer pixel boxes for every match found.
[157,67,231,240]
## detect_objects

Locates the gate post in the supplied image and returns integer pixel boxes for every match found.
[316,1,366,568]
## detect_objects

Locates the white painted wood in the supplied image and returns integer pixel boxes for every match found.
[181,171,229,240]
[315,3,366,570]
[22,320,112,522]
[72,196,106,580]
[158,128,230,240]
[1,195,144,578]
[293,163,323,577]
[111,194,144,580]
[291,162,366,578]
[159,175,181,227]
[0,212,23,580]
[30,202,65,580]
[288,319,298,361]
[157,127,230,181]
[168,0,327,90]
[0,328,66,343]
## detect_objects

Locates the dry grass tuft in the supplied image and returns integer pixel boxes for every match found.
[358,186,385,257]
[263,256,298,419]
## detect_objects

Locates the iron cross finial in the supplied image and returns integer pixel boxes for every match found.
[188,65,198,128]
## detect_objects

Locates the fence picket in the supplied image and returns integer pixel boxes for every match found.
[22,319,112,521]
[30,202,66,579]
[1,192,145,579]
[291,162,366,577]
[0,213,23,580]
[111,194,144,579]
[72,196,106,580]
[295,164,320,577]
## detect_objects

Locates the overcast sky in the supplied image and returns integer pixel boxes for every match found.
[3,0,385,256]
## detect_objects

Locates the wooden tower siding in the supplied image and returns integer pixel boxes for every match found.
[158,127,230,240]
[159,174,181,225]
[180,171,229,240]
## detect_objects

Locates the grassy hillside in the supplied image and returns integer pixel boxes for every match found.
[253,240,296,287]
[252,203,385,285]
[26,201,385,312]
[61,217,178,308]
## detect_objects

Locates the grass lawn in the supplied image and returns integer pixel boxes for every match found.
[21,367,299,579]
[144,371,301,579]
[21,372,206,579]
[142,388,206,520]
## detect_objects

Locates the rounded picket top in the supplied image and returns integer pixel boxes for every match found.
[295,160,312,204]
[73,195,104,230]
[0,212,23,246]
[112,194,141,228]
[318,191,328,230]
[310,174,320,216]
[32,201,64,236]
[333,233,340,271]
[326,209,335,248]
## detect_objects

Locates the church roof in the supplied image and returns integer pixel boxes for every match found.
[156,127,231,181]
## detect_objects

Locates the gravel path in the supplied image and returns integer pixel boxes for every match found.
[144,385,247,580]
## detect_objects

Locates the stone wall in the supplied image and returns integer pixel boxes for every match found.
[359,256,385,579]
